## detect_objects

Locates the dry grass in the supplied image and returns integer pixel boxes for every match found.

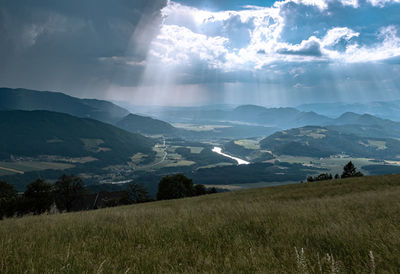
[1,175,400,273]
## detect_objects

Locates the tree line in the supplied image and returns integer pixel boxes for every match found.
[0,174,216,220]
[1,162,364,219]
[306,161,364,183]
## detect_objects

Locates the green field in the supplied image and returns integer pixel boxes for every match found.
[233,139,260,150]
[0,161,74,176]
[276,155,377,175]
[1,175,400,272]
[187,146,204,154]
[172,123,231,132]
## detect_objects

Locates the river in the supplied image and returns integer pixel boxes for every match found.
[212,147,250,165]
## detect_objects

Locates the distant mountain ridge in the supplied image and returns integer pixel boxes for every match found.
[116,103,400,139]
[231,105,333,128]
[334,112,387,125]
[298,101,400,120]
[0,88,129,124]
[0,87,181,136]
[142,104,334,129]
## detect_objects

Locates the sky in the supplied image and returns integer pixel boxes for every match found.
[0,0,399,106]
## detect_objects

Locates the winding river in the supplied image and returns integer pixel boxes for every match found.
[212,147,250,165]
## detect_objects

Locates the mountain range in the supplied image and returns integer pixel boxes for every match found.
[5,88,400,140]
[0,88,179,136]
[298,101,400,121]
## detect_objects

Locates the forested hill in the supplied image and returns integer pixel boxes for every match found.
[260,126,400,159]
[116,113,178,135]
[0,110,154,164]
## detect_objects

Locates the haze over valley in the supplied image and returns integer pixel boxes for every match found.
[1,0,400,272]
[2,87,400,195]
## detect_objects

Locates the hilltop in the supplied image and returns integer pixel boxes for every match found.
[116,113,178,136]
[0,88,129,124]
[0,174,399,272]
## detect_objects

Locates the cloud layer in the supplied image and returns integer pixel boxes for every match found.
[0,0,399,105]
[150,0,400,71]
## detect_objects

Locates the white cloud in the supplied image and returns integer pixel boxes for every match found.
[150,24,229,68]
[274,0,359,10]
[322,27,360,47]
[339,25,400,62]
[148,1,400,73]
[366,0,400,7]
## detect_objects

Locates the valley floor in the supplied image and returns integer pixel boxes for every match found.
[1,175,400,273]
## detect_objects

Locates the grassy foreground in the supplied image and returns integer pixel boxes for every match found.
[1,175,400,273]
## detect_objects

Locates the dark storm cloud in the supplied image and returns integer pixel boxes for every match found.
[0,0,167,96]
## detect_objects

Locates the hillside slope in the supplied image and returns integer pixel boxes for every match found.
[0,110,154,164]
[0,88,129,124]
[329,112,400,138]
[116,113,178,135]
[0,175,399,272]
[260,126,400,159]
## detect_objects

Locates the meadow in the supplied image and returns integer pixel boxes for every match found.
[0,161,74,176]
[1,175,399,273]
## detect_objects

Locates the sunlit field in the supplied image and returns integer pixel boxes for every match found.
[1,175,399,273]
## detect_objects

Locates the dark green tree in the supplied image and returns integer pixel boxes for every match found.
[23,179,53,215]
[157,174,194,200]
[207,187,218,194]
[127,183,152,204]
[0,181,18,219]
[307,173,333,182]
[193,184,207,196]
[341,161,364,179]
[307,176,314,182]
[53,175,86,212]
